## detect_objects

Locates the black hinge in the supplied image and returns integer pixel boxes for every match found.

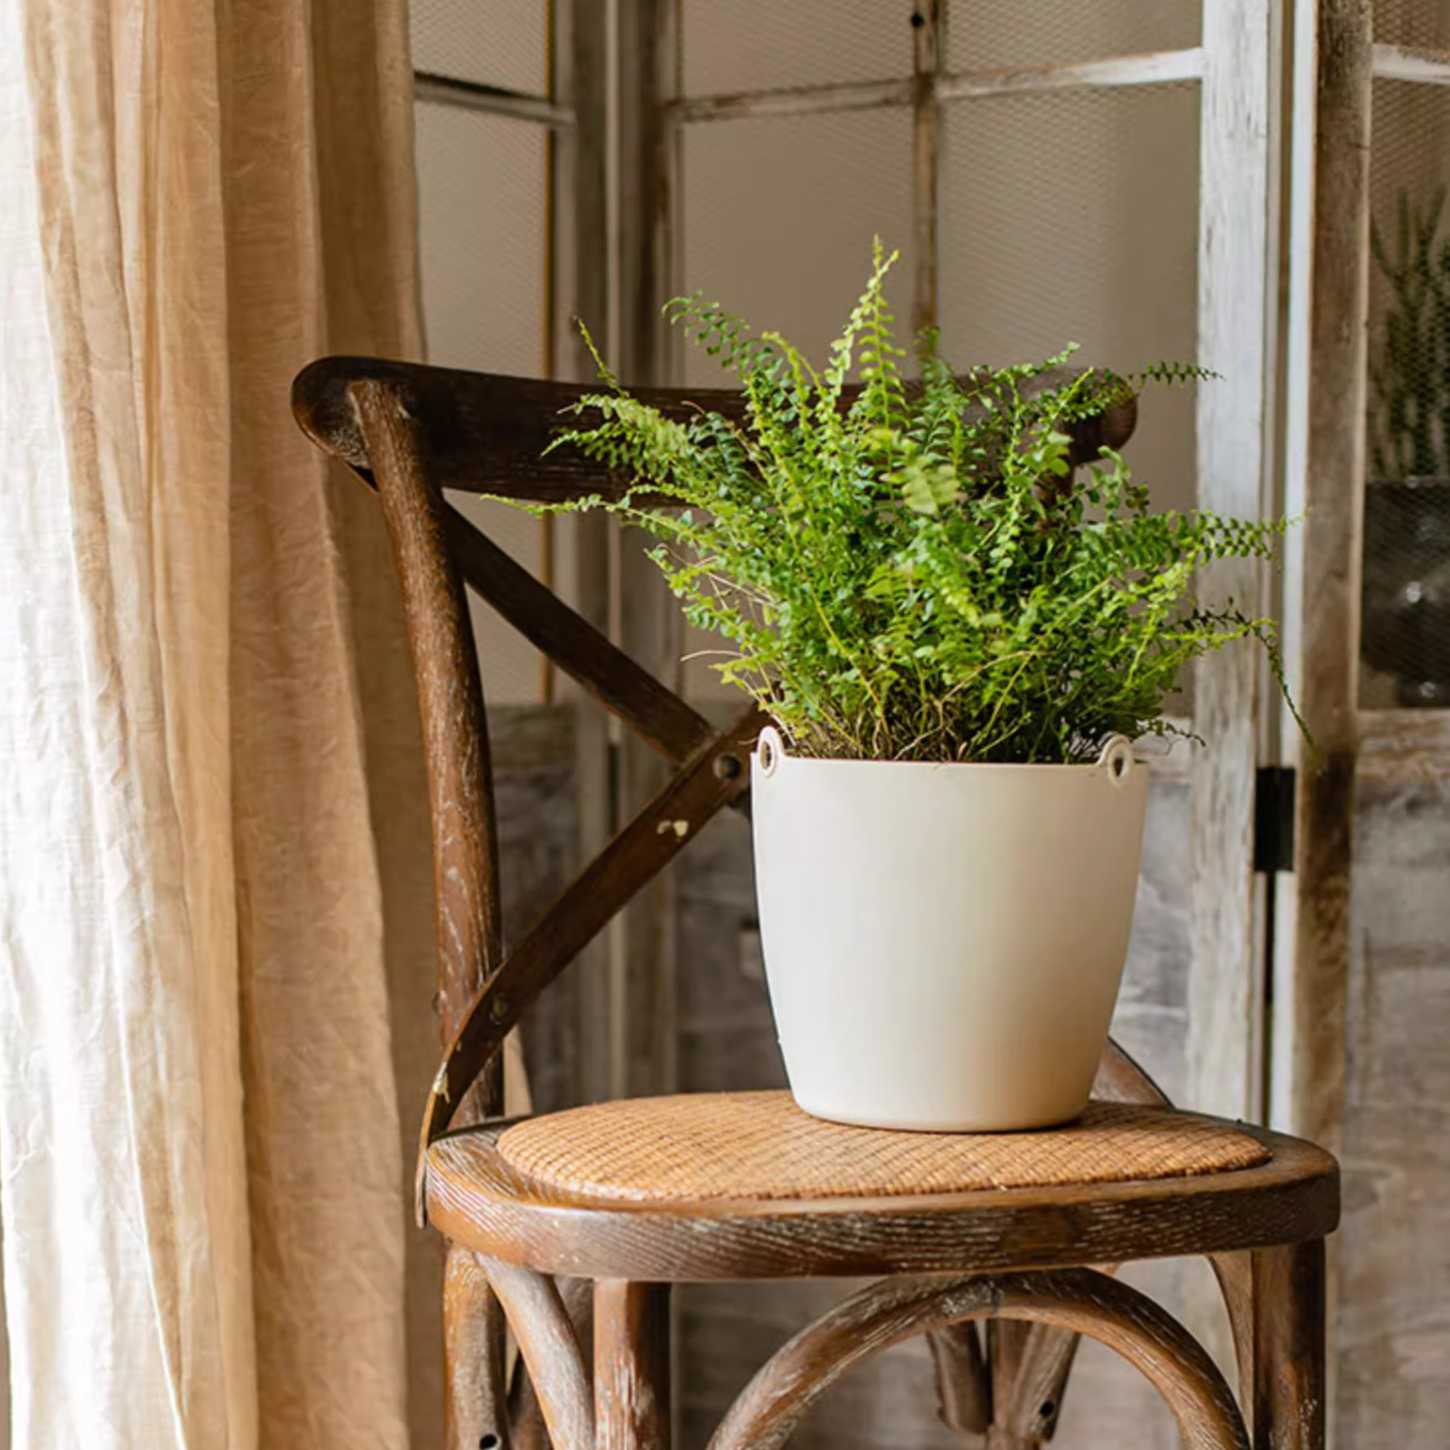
[1254,765,1297,873]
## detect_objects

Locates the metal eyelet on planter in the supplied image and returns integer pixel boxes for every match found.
[756,724,784,779]
[1097,733,1136,785]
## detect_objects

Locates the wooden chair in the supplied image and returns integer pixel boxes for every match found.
[292,357,1338,1450]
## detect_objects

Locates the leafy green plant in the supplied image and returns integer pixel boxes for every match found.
[1369,187,1450,481]
[524,243,1295,764]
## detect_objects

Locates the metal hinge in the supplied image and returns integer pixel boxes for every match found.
[1254,765,1297,874]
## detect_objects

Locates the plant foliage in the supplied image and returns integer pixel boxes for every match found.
[1370,187,1450,480]
[524,243,1295,764]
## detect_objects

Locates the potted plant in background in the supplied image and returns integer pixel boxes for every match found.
[1363,187,1450,706]
[529,243,1296,1131]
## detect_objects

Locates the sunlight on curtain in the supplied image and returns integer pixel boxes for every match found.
[0,2,426,1446]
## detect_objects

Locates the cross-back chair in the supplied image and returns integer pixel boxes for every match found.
[292,356,1337,1450]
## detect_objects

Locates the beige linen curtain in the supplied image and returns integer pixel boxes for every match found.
[0,1,437,1445]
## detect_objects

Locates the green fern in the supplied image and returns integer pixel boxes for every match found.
[523,245,1298,763]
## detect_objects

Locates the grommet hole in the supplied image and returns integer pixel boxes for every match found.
[756,726,784,778]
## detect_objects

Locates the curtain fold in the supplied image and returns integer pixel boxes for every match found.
[0,2,428,1446]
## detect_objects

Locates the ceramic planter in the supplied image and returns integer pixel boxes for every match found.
[750,725,1148,1131]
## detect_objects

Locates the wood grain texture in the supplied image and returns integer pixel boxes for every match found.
[443,1245,510,1450]
[615,0,684,1113]
[560,0,616,1112]
[292,358,1138,503]
[595,1281,672,1450]
[441,502,712,764]
[426,1117,1337,1284]
[356,380,504,1100]
[356,378,511,1443]
[665,50,1204,126]
[1285,0,1372,1155]
[705,1270,1249,1450]
[925,1320,990,1437]
[417,704,766,1201]
[910,0,942,339]
[1189,0,1273,1129]
[1335,774,1450,1446]
[483,1257,594,1450]
[987,1319,1034,1450]
[1251,1241,1326,1450]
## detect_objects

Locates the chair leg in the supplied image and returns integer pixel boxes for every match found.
[1251,1241,1327,1450]
[445,1243,511,1450]
[987,1321,1038,1450]
[594,1280,672,1450]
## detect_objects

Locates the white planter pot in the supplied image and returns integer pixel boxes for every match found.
[751,726,1148,1131]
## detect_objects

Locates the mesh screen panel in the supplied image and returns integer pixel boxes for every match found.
[947,0,1200,71]
[939,83,1200,517]
[681,0,912,97]
[1374,0,1450,48]
[680,109,916,382]
[415,101,548,702]
[677,107,915,696]
[1361,77,1450,707]
[411,0,547,92]
[416,106,546,374]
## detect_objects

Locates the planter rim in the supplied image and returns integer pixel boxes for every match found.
[753,725,1140,777]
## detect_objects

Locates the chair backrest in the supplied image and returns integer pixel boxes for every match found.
[290,356,1159,1219]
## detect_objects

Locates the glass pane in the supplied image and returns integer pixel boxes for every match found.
[681,0,912,97]
[411,0,547,94]
[1374,0,1450,49]
[938,83,1200,518]
[416,102,547,702]
[948,0,1200,72]
[1361,78,1450,707]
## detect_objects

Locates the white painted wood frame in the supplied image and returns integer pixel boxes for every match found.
[1186,0,1278,1127]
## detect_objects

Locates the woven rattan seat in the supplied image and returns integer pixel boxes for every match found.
[494,1091,1270,1204]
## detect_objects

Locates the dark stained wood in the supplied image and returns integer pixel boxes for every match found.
[987,1320,1034,1450]
[443,1244,510,1450]
[1287,0,1372,1154]
[925,1321,990,1437]
[292,357,1138,502]
[508,1276,595,1450]
[1210,1250,1256,1410]
[594,1281,672,1450]
[1001,1319,1081,1445]
[705,1270,1249,1450]
[416,704,766,1214]
[356,378,511,1440]
[356,380,504,1093]
[911,0,943,338]
[1092,1039,1171,1107]
[426,1117,1338,1284]
[484,1258,594,1450]
[440,501,712,763]
[1251,1241,1326,1450]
